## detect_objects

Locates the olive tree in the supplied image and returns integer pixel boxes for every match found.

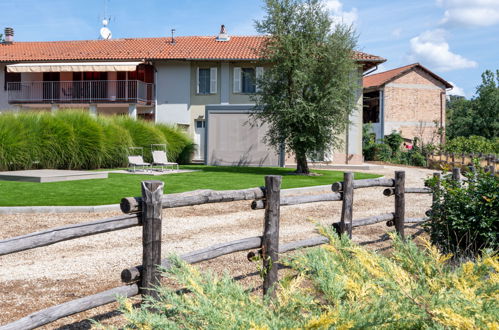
[252,0,359,174]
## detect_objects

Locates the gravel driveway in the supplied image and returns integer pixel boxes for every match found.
[0,165,437,329]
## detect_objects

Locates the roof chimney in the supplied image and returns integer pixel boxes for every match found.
[4,27,14,44]
[216,24,230,42]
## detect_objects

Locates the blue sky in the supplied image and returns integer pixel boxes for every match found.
[1,0,498,97]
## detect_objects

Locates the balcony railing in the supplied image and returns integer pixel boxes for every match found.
[7,80,154,105]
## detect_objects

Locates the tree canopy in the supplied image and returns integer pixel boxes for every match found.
[447,70,499,139]
[252,0,359,174]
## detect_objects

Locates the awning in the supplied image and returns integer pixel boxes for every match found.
[6,62,143,73]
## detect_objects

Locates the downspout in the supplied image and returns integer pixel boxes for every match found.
[379,88,384,142]
[153,64,158,123]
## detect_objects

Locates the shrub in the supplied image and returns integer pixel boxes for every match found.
[114,229,499,329]
[383,130,404,156]
[444,135,499,154]
[370,143,392,161]
[425,167,499,256]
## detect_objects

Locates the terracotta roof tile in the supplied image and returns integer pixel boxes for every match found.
[0,36,384,63]
[363,63,452,89]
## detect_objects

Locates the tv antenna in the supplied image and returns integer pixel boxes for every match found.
[99,0,112,40]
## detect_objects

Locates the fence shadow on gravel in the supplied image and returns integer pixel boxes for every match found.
[0,170,440,330]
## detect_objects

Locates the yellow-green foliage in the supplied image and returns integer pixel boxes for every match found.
[113,228,498,329]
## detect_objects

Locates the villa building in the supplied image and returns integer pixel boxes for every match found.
[0,26,385,165]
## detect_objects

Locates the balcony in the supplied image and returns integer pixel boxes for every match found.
[7,80,154,105]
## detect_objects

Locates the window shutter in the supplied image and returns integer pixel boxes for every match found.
[256,67,264,92]
[210,67,217,94]
[233,67,241,93]
[196,67,200,94]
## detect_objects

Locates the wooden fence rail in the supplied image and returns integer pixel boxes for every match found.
[1,170,437,330]
[0,214,141,256]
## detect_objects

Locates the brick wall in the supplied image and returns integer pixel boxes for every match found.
[383,68,446,143]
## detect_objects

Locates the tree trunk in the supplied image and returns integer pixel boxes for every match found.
[295,152,310,174]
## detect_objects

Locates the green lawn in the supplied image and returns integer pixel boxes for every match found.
[0,166,380,206]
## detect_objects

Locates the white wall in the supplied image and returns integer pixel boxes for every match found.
[154,61,190,125]
[347,70,364,156]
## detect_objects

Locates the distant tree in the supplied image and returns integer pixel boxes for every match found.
[252,0,358,174]
[0,33,3,42]
[446,95,473,139]
[447,70,499,139]
[472,70,499,139]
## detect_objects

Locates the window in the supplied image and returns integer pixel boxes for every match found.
[233,67,263,94]
[4,67,21,91]
[196,120,206,128]
[242,68,256,94]
[197,67,217,94]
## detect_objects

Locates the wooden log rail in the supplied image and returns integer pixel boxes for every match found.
[331,177,395,192]
[121,187,266,213]
[121,236,263,282]
[383,187,432,196]
[0,214,141,256]
[0,285,139,330]
[251,193,341,209]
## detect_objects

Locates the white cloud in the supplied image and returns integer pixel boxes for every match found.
[437,0,499,27]
[408,29,477,71]
[324,0,358,26]
[447,81,466,96]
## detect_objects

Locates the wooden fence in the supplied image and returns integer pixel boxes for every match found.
[428,152,498,174]
[0,171,433,329]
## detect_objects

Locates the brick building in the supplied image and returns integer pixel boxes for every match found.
[363,63,452,144]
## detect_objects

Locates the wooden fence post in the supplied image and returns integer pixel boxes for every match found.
[452,167,461,182]
[262,175,281,298]
[141,180,164,301]
[340,172,354,238]
[394,171,405,240]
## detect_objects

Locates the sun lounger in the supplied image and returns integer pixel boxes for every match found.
[152,150,179,172]
[128,155,151,173]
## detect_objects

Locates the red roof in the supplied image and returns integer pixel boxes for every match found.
[363,63,452,89]
[0,36,385,64]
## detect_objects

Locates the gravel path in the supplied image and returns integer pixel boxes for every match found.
[0,165,436,329]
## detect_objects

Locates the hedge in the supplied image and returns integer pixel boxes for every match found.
[0,110,196,170]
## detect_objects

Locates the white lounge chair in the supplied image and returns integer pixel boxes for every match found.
[152,150,179,172]
[128,155,151,173]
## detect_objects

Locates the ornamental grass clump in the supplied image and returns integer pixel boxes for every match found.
[0,110,195,170]
[112,227,498,329]
[0,113,34,170]
[112,117,167,163]
[54,111,105,169]
[155,124,196,164]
